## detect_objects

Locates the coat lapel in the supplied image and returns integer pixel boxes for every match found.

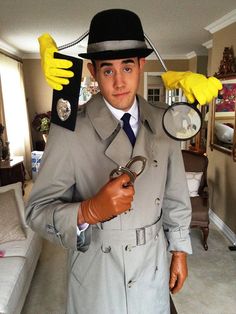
[87,93,133,166]
[131,96,158,173]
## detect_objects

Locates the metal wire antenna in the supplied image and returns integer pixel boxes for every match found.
[144,33,168,72]
[58,30,89,51]
[57,30,168,72]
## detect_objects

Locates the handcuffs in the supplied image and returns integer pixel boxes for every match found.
[110,155,147,185]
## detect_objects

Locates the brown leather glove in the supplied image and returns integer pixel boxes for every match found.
[169,251,188,294]
[79,174,135,225]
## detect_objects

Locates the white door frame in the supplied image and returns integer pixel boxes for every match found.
[143,71,164,101]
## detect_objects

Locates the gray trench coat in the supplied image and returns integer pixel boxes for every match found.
[26,93,192,314]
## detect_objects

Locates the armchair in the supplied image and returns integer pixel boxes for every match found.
[182,150,209,250]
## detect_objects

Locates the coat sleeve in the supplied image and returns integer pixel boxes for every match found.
[162,141,192,254]
[26,123,91,252]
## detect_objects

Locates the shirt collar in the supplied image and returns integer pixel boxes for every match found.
[103,97,139,121]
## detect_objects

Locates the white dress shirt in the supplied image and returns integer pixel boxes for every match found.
[104,97,139,136]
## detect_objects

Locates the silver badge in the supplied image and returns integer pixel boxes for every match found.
[56,98,71,121]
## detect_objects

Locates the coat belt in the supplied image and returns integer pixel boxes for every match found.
[91,217,162,247]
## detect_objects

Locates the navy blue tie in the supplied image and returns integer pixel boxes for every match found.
[121,113,136,147]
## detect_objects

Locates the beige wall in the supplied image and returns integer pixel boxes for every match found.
[207,22,236,233]
[139,59,189,95]
[207,48,212,76]
[188,56,197,72]
[197,56,208,76]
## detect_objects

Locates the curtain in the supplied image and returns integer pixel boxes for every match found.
[0,53,32,174]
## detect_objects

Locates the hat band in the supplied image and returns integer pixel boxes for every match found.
[87,40,147,53]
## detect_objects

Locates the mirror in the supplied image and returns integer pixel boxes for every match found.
[210,76,236,161]
[210,47,236,161]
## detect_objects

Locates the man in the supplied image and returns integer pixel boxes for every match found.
[27,9,193,314]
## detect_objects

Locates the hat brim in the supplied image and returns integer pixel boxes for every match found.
[78,48,153,60]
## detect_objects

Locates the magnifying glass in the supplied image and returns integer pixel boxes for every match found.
[162,102,202,140]
[58,31,202,141]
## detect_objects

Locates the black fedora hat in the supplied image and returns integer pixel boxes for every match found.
[79,9,153,60]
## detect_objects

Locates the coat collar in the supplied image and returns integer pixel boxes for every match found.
[87,93,157,139]
[87,93,120,141]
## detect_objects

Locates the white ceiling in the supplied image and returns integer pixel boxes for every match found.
[0,0,236,60]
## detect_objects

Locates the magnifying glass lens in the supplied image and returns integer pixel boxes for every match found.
[162,102,202,141]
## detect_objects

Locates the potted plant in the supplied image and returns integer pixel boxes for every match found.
[32,111,51,142]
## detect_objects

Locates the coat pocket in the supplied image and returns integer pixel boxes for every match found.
[71,242,100,285]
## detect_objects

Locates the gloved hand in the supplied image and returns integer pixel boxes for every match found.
[169,251,188,294]
[38,33,74,90]
[79,174,135,225]
[162,71,222,105]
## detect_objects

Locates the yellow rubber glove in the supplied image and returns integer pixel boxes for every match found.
[162,71,222,105]
[38,33,74,90]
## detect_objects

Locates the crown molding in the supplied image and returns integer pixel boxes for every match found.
[186,51,197,59]
[147,52,190,61]
[161,54,189,60]
[205,9,236,34]
[202,40,213,49]
[22,53,40,59]
[0,39,23,58]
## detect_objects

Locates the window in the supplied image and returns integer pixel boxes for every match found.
[0,53,31,172]
[148,88,160,104]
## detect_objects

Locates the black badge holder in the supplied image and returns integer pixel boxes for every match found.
[51,52,83,131]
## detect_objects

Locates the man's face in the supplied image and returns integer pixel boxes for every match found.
[87,57,145,111]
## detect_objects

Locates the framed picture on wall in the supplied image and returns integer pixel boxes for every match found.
[215,79,236,118]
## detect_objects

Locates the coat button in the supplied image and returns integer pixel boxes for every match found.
[155,197,160,205]
[152,160,158,167]
[101,245,111,253]
[127,280,135,288]
[124,208,133,214]
[125,244,132,252]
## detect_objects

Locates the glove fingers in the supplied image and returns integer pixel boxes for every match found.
[51,58,73,70]
[175,73,222,106]
[47,75,70,85]
[49,68,74,78]
[205,83,219,102]
[191,86,207,105]
[208,77,223,90]
[193,83,218,105]
[38,33,58,49]
[44,48,73,70]
[46,78,63,91]
[182,89,195,103]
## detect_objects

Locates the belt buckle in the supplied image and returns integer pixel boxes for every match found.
[136,227,146,246]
